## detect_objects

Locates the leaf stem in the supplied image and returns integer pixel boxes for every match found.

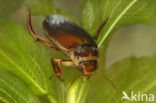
[66,77,88,103]
[47,94,57,103]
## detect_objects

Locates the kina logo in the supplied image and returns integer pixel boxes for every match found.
[121,91,154,102]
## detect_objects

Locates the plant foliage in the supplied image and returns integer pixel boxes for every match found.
[0,0,156,103]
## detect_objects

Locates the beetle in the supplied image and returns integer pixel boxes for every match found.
[27,10,108,80]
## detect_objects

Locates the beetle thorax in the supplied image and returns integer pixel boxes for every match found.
[68,44,98,65]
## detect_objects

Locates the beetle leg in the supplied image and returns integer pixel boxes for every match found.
[79,63,95,76]
[50,58,75,80]
[83,68,95,76]
[27,9,56,50]
[78,56,98,63]
[94,18,109,40]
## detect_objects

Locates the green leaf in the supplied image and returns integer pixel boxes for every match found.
[0,69,40,103]
[25,0,56,15]
[56,8,79,24]
[86,56,156,103]
[82,0,103,35]
[82,0,156,47]
[0,19,56,102]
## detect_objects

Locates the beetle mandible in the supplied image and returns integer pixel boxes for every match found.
[27,10,108,80]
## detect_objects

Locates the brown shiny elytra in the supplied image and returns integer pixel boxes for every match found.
[27,10,108,80]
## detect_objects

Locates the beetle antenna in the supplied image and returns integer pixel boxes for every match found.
[95,72,118,91]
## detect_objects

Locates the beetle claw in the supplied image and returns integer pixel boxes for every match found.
[58,77,64,81]
[49,74,64,81]
[49,74,55,80]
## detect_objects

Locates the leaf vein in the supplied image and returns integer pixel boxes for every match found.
[98,0,138,47]
[0,88,17,103]
[0,48,46,94]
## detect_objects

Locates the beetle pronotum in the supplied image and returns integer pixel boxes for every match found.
[27,9,108,80]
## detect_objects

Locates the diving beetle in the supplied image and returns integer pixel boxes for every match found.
[27,10,108,80]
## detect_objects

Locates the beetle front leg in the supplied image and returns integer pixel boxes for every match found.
[79,63,95,76]
[83,68,95,76]
[50,58,75,80]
